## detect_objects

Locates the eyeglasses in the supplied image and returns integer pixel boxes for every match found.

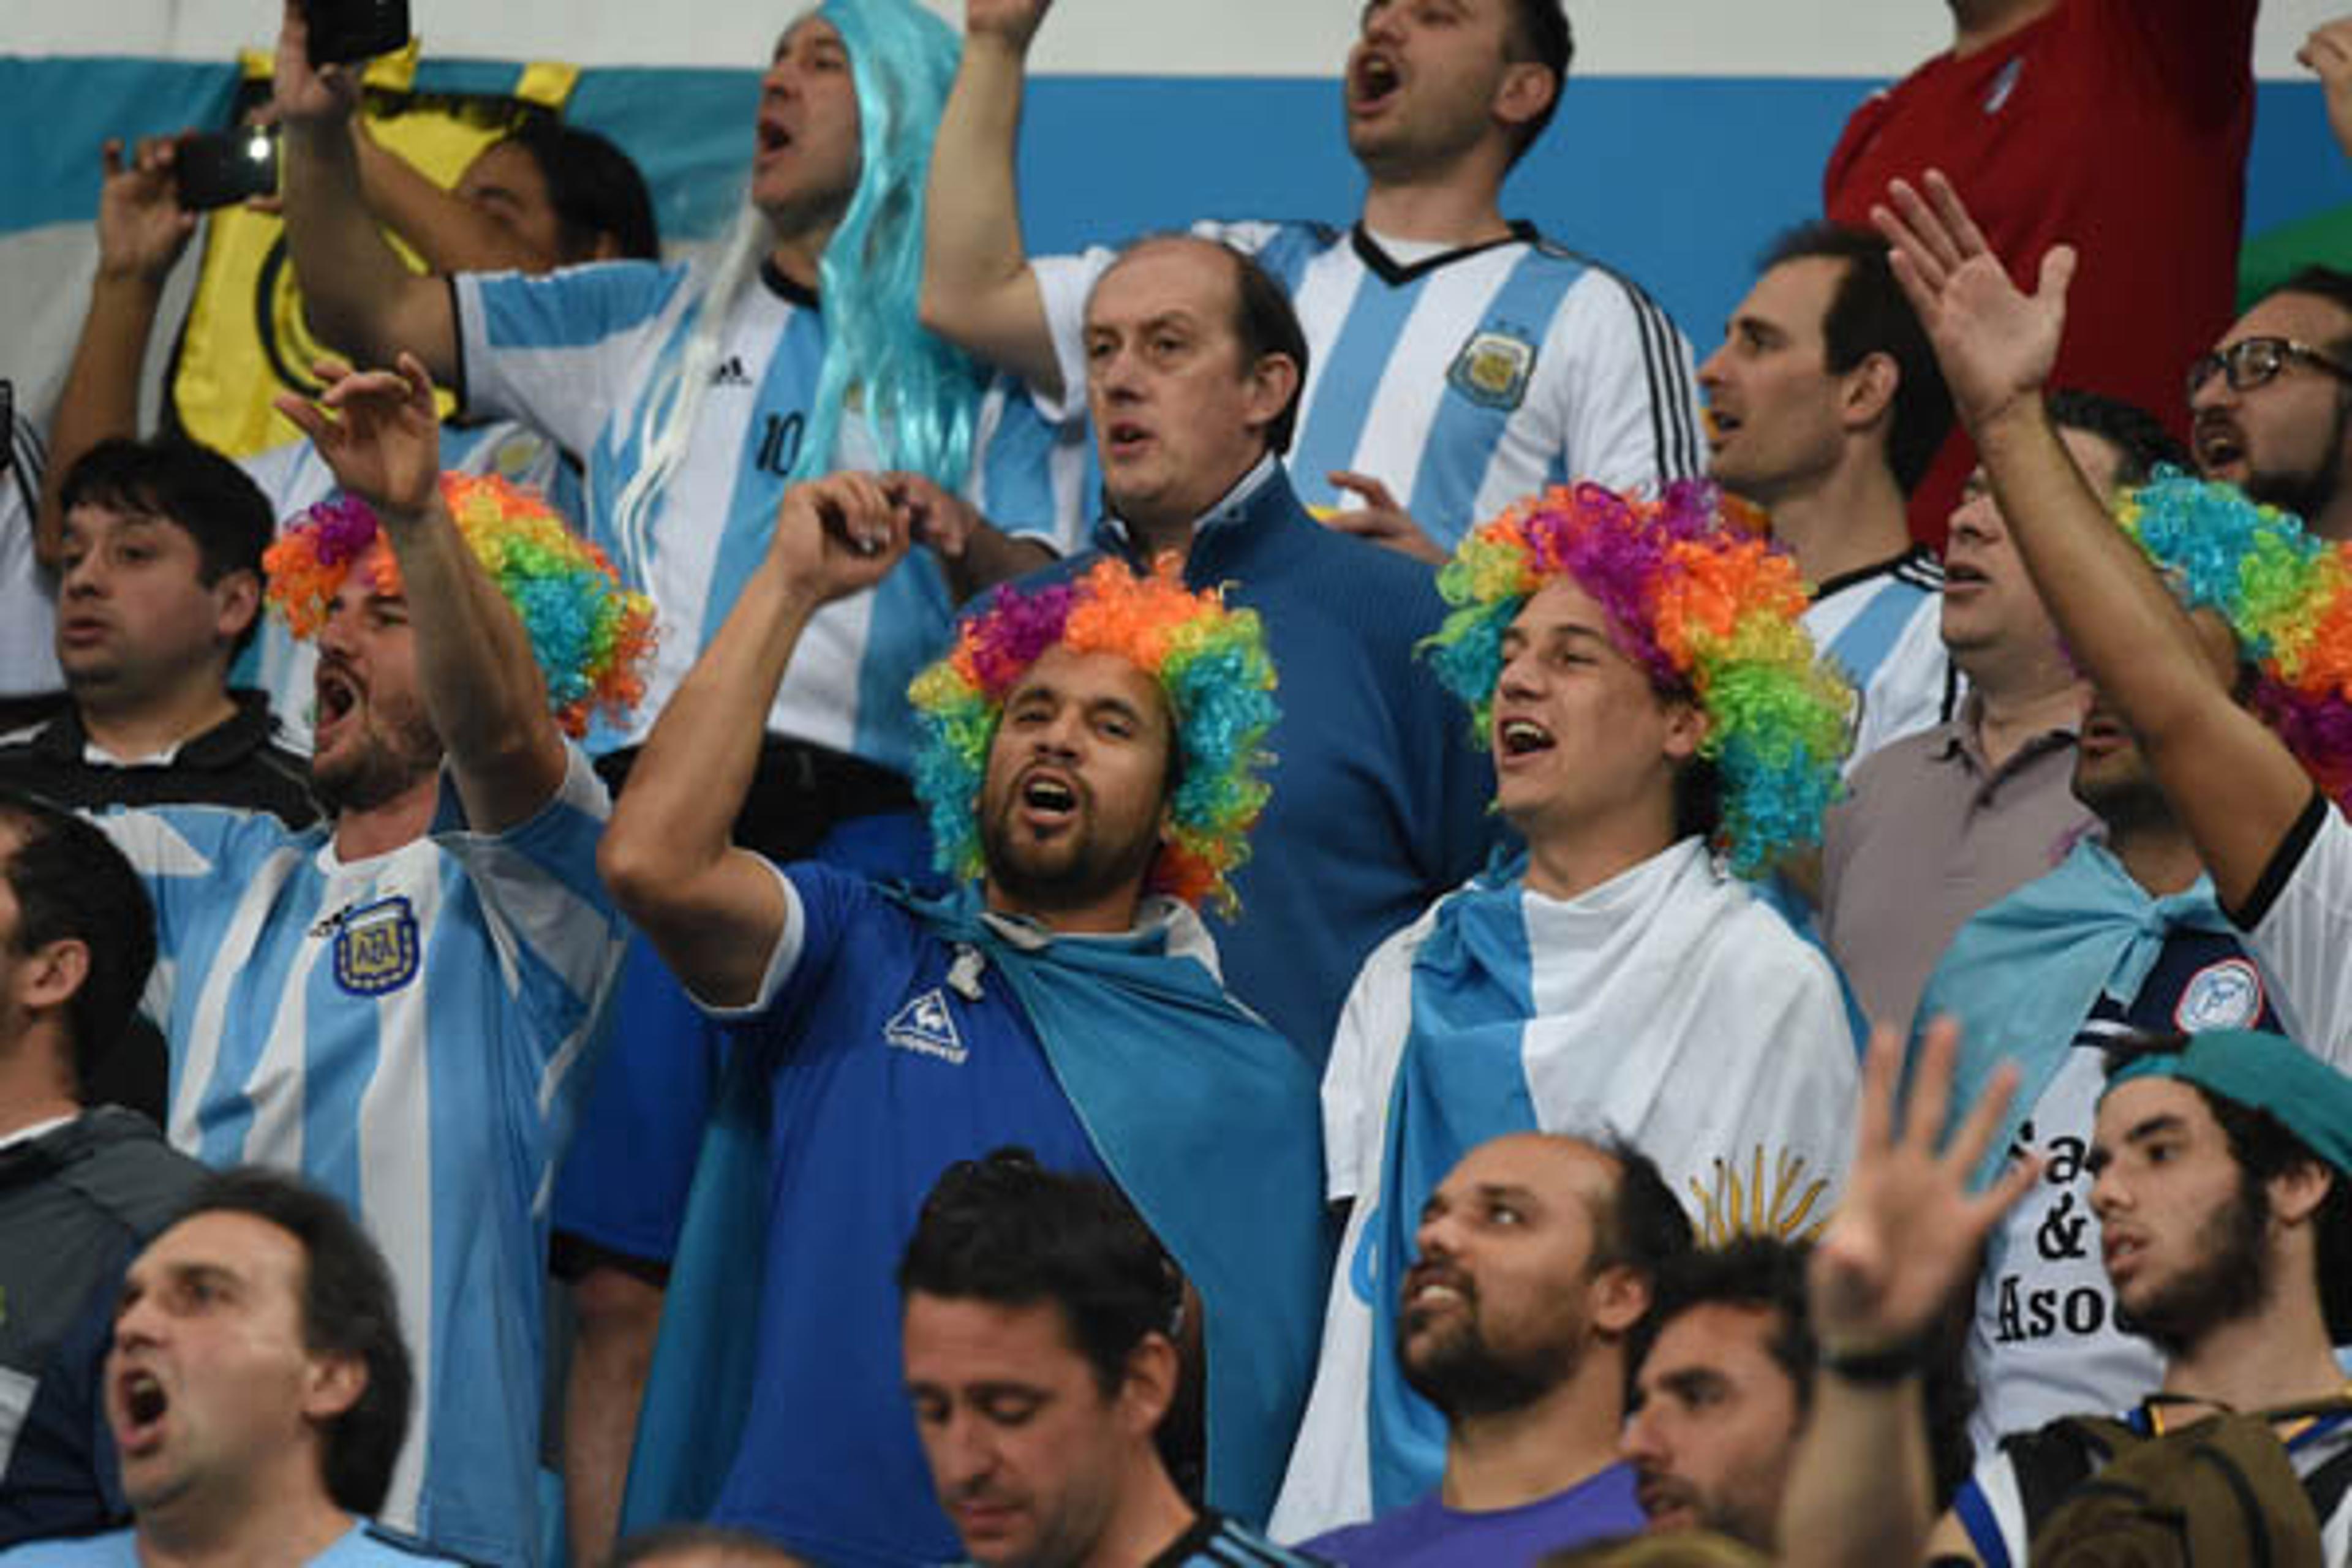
[2186,336,2352,401]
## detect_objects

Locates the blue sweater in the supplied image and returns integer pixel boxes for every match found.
[1042,461,1498,1063]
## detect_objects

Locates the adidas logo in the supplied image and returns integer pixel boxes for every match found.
[885,987,967,1065]
[710,355,752,388]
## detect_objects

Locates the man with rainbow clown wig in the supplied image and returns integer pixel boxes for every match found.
[1273,480,1865,1540]
[597,470,1327,1566]
[86,352,651,1568]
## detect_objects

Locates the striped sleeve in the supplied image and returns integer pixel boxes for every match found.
[454,260,693,456]
[1542,261,1704,494]
[428,747,624,1056]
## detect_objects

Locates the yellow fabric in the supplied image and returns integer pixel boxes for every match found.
[170,47,578,458]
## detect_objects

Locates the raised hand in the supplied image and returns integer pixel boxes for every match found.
[893,472,984,565]
[1869,172,2075,434]
[2302,18,2352,164]
[965,0,1053,49]
[273,0,361,127]
[96,137,198,284]
[1322,470,1448,565]
[274,354,443,519]
[1809,1018,2038,1358]
[767,472,913,606]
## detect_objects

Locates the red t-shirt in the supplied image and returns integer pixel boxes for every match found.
[1824,0,2255,548]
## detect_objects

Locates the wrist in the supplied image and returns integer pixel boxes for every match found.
[92,262,172,293]
[1818,1332,1932,1386]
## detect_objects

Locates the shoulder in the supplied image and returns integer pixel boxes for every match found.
[351,1521,486,1564]
[0,1528,139,1564]
[40,1110,208,1233]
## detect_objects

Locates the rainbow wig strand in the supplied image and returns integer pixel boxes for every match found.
[1424,481,1854,876]
[265,473,656,739]
[907,557,1278,913]
[2116,469,2352,804]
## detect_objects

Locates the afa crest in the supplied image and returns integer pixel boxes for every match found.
[333,897,421,997]
[1447,327,1538,412]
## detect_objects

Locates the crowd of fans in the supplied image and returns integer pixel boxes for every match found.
[3,0,2352,1564]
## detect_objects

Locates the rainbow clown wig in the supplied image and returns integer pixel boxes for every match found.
[908,557,1279,914]
[2118,470,2352,805]
[1423,480,1855,876]
[263,473,656,739]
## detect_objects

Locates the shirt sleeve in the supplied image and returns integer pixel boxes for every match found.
[692,859,875,1030]
[2236,793,2352,1071]
[428,745,625,1055]
[1534,268,1705,494]
[452,260,692,456]
[2102,0,2256,126]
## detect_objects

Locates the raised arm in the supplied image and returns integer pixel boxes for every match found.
[34,137,200,568]
[919,0,1064,398]
[276,355,567,829]
[350,123,555,276]
[597,473,913,1008]
[273,2,457,379]
[2304,17,2352,167]
[1872,172,2317,912]
[1781,1019,2036,1568]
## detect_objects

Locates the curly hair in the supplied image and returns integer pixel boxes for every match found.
[1422,480,1853,875]
[907,556,1278,913]
[264,473,655,740]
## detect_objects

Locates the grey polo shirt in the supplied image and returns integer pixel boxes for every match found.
[1820,699,2092,1033]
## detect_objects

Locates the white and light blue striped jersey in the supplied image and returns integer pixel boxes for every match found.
[1272,841,1856,1539]
[96,749,626,1568]
[0,414,57,699]
[0,1522,473,1566]
[454,258,1087,763]
[1802,546,1954,775]
[237,420,572,753]
[1032,220,1703,547]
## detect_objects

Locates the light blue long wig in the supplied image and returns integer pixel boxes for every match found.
[612,0,983,569]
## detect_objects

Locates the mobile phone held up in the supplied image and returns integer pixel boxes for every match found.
[175,126,281,212]
[304,0,412,66]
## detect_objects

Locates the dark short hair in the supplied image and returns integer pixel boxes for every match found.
[898,1147,1180,1398]
[58,437,274,658]
[2102,1033,2352,1341]
[172,1168,412,1517]
[0,790,154,1098]
[2265,266,2352,359]
[499,117,662,263]
[1760,224,1954,497]
[1643,1237,1816,1411]
[1221,243,1311,456]
[2046,389,2189,488]
[1499,0,1574,164]
[1588,1136,1697,1286]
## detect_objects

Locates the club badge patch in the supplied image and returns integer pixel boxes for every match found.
[2175,957,2263,1033]
[1448,327,1538,412]
[333,896,421,997]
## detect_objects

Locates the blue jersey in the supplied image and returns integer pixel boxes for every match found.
[95,751,626,1568]
[704,861,1110,1564]
[1033,220,1702,547]
[0,1523,469,1566]
[454,258,1086,763]
[236,418,576,753]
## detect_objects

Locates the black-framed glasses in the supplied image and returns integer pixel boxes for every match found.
[2186,336,2352,401]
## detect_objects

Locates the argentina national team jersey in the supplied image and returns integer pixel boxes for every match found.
[1801,546,1954,772]
[1031,219,1702,548]
[454,258,1087,764]
[94,750,626,1568]
[236,419,574,753]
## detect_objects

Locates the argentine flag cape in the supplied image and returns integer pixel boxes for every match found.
[620,883,1332,1535]
[1918,839,2248,1193]
[1272,839,1858,1539]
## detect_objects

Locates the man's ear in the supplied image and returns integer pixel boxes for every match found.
[1589,1263,1653,1339]
[1116,1331,1180,1436]
[1243,353,1302,443]
[1841,351,1899,435]
[2269,1159,2334,1230]
[15,936,89,1018]
[1492,60,1556,138]
[214,568,263,648]
[1662,698,1708,766]
[303,1351,369,1423]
